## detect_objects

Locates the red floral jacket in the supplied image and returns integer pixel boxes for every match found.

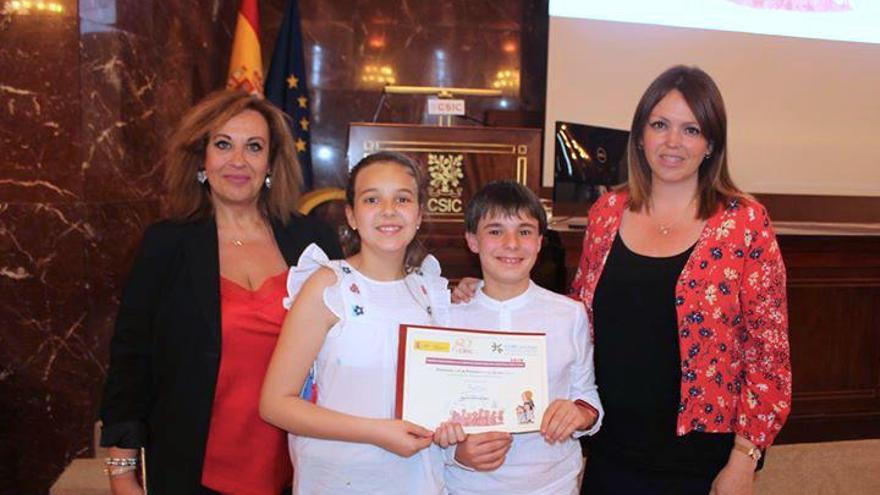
[571,190,791,448]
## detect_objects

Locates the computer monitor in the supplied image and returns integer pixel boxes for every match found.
[553,121,629,205]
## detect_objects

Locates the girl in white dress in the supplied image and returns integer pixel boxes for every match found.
[260,151,449,494]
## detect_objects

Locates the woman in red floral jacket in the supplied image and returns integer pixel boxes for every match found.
[573,66,791,495]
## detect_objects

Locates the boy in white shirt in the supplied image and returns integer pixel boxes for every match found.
[434,180,603,495]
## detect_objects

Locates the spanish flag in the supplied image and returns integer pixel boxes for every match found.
[227,0,263,94]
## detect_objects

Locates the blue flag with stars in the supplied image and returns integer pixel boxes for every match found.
[265,0,313,190]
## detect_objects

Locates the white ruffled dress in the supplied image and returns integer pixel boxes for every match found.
[283,244,450,494]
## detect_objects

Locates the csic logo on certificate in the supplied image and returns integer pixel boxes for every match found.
[396,324,549,434]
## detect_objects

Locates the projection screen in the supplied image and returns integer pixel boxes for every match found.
[544,0,880,196]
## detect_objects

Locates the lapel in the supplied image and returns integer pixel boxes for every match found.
[183,215,306,353]
[185,217,221,352]
[271,216,308,266]
[584,191,626,307]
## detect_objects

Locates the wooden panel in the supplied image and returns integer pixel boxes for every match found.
[787,286,878,392]
[774,235,880,443]
[348,124,541,215]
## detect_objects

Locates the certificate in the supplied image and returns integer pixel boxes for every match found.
[395,324,548,434]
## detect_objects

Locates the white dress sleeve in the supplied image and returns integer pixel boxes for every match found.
[404,254,451,326]
[283,243,345,318]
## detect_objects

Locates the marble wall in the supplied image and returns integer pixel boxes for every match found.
[0,1,238,490]
[0,0,547,491]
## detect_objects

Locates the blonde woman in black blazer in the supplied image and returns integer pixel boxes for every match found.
[99,90,341,494]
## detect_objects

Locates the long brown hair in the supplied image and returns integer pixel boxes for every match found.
[625,65,744,219]
[343,151,428,269]
[163,89,303,224]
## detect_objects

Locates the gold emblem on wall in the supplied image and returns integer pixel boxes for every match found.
[427,153,464,215]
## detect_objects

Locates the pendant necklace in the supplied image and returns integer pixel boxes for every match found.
[654,198,696,236]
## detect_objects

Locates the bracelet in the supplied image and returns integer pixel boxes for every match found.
[104,464,138,477]
[105,457,138,467]
[732,442,762,462]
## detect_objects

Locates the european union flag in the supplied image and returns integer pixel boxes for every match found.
[265,0,314,190]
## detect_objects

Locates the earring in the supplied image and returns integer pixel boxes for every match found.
[264,174,272,189]
[197,170,207,184]
[705,151,712,158]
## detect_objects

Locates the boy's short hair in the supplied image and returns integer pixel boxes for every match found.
[464,180,547,234]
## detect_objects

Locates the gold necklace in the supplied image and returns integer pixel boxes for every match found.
[653,199,695,236]
[222,217,269,247]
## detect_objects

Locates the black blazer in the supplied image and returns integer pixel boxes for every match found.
[99,214,342,493]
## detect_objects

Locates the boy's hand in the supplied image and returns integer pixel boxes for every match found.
[434,421,467,448]
[374,419,434,458]
[453,431,512,471]
[540,399,596,444]
[451,277,480,303]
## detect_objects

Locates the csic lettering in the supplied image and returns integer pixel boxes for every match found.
[427,197,463,213]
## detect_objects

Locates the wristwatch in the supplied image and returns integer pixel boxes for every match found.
[733,442,762,462]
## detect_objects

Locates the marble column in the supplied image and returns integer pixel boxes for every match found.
[0,0,237,490]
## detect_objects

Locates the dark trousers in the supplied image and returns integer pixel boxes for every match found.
[581,452,719,495]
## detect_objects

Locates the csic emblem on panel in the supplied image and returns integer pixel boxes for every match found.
[427,153,465,216]
[357,135,532,224]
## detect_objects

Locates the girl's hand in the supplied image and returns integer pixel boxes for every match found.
[373,419,434,458]
[453,431,512,471]
[540,399,595,444]
[433,421,467,448]
[451,277,480,303]
[709,444,757,495]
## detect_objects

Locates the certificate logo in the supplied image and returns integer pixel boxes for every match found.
[414,340,450,352]
[452,337,474,355]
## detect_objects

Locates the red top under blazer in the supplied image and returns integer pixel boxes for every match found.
[201,271,292,494]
